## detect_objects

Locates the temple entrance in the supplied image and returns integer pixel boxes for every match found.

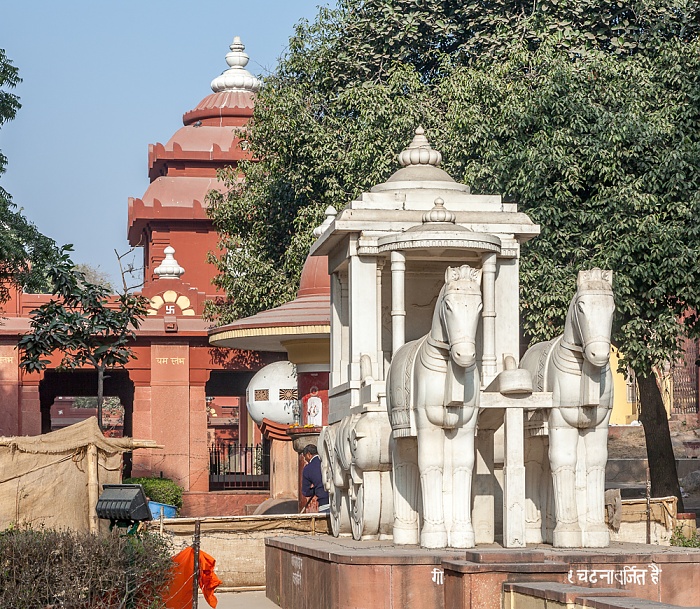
[204,370,270,490]
[50,395,124,436]
[39,369,134,435]
[39,369,135,475]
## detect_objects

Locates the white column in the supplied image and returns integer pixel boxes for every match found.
[330,272,343,389]
[503,407,526,547]
[473,429,495,544]
[348,247,378,382]
[376,259,385,380]
[482,252,498,384]
[340,271,350,385]
[391,251,406,356]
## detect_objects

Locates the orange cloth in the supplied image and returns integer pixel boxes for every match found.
[199,550,223,607]
[164,546,223,609]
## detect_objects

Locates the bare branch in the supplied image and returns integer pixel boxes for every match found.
[114,246,144,294]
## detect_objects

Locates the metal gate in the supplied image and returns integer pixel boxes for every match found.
[208,441,270,490]
[672,339,699,415]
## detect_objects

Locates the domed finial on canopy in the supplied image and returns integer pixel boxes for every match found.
[154,246,185,279]
[210,36,261,94]
[422,197,456,224]
[397,126,443,168]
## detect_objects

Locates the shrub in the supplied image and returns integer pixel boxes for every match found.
[670,526,700,548]
[123,477,183,511]
[0,526,173,608]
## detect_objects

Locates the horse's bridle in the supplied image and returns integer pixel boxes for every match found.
[565,291,614,358]
[437,286,481,349]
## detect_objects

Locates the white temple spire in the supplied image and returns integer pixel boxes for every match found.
[210,36,261,94]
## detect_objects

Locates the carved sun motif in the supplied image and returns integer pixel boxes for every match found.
[147,290,196,316]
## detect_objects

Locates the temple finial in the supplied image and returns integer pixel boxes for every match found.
[154,246,185,279]
[210,36,261,93]
[397,126,442,168]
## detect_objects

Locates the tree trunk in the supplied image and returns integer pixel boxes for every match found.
[637,372,684,512]
[97,365,104,433]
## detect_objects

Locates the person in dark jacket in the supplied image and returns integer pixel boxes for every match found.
[301,444,330,513]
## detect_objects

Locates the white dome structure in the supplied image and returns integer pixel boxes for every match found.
[246,361,298,425]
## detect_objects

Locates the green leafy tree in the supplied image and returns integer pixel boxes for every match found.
[18,249,149,431]
[438,41,700,509]
[0,49,59,300]
[207,0,700,506]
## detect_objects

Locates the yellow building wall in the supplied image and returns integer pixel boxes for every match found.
[609,348,672,424]
[609,348,638,425]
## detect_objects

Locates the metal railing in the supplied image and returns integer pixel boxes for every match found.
[208,441,270,490]
[672,340,699,415]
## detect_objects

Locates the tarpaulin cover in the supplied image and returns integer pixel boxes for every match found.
[0,417,135,531]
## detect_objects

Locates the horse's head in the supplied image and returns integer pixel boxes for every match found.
[434,265,483,368]
[572,269,615,367]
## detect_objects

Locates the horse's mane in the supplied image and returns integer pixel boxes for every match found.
[576,268,613,294]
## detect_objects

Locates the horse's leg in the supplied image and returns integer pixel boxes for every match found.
[449,409,477,548]
[549,408,583,547]
[391,436,420,545]
[581,413,611,547]
[416,406,448,548]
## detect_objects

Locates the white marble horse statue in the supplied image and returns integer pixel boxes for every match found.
[387,265,483,549]
[520,268,615,547]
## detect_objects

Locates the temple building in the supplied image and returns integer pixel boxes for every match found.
[0,38,283,516]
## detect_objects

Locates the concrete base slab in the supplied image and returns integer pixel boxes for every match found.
[265,536,700,609]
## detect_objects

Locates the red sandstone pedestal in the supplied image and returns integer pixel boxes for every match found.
[265,536,700,609]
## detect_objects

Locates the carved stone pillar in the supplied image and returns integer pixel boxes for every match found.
[391,251,406,356]
[340,271,349,385]
[330,272,343,388]
[503,407,526,547]
[376,259,385,380]
[348,245,378,382]
[482,252,498,384]
[473,428,495,544]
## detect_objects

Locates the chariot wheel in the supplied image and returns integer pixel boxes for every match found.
[331,485,351,538]
[321,426,351,537]
[350,470,382,540]
[350,479,364,540]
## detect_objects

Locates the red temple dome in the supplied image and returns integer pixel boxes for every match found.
[297,254,330,298]
[208,255,331,353]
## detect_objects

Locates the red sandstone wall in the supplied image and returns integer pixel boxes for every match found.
[181,491,268,517]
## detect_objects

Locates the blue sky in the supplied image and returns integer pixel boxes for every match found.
[0,1,325,287]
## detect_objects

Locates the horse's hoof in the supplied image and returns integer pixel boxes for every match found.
[449,528,475,549]
[421,526,448,549]
[553,526,582,548]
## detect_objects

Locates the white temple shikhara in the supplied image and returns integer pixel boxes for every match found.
[310,128,615,549]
